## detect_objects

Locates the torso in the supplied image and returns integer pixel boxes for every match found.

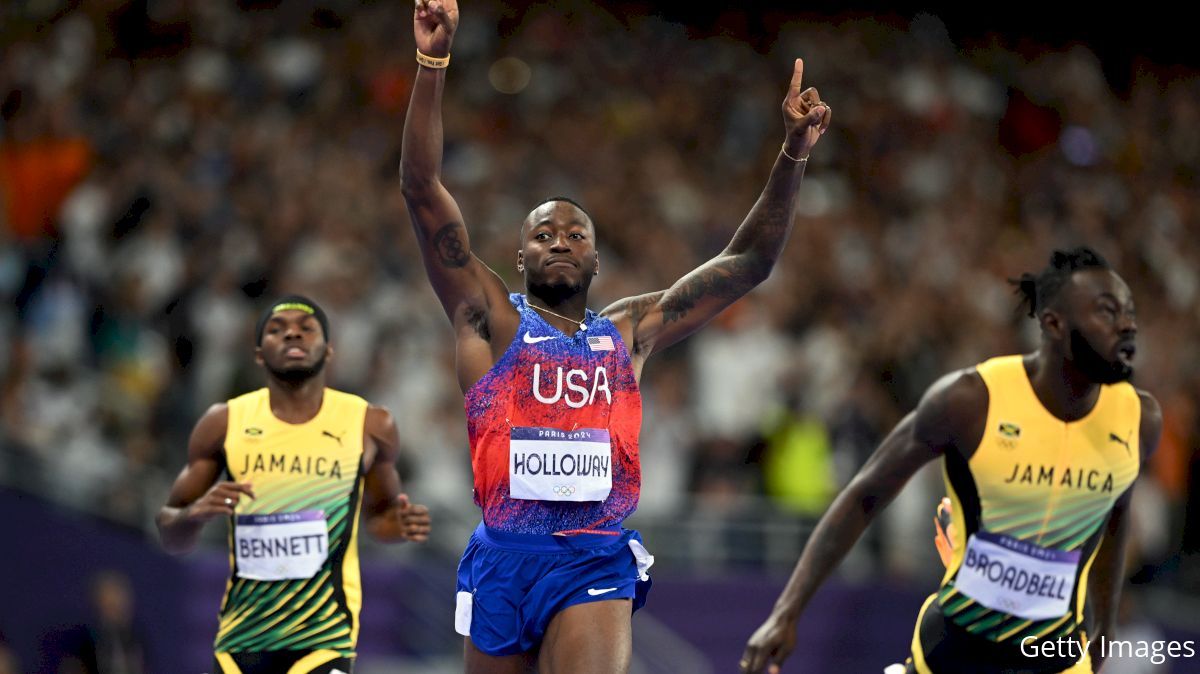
[215,387,369,654]
[938,355,1141,646]
[463,293,643,535]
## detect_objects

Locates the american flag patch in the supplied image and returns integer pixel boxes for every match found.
[587,335,614,351]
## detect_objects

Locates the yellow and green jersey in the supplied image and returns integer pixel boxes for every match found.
[937,355,1140,646]
[215,388,368,655]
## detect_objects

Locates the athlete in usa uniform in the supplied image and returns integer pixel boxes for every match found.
[400,0,832,670]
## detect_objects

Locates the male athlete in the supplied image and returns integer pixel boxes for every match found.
[741,247,1162,674]
[400,0,831,671]
[157,296,432,674]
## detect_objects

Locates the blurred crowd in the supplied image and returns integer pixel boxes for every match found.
[1,0,1197,588]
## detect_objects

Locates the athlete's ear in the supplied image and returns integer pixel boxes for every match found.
[325,344,334,363]
[516,250,524,273]
[594,251,599,276]
[254,346,264,368]
[1040,308,1064,341]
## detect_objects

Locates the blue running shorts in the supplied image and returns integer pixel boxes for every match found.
[454,523,654,656]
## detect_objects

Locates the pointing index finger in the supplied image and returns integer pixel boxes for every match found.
[790,58,805,95]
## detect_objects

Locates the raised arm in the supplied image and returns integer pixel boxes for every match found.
[361,405,431,543]
[1087,390,1162,671]
[739,369,988,674]
[602,59,831,363]
[156,404,255,555]
[400,0,511,337]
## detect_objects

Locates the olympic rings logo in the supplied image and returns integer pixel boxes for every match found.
[553,485,577,496]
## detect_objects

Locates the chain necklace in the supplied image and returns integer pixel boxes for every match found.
[528,303,588,331]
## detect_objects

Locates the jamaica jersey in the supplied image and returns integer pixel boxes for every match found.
[215,388,368,655]
[464,294,643,535]
[935,356,1140,651]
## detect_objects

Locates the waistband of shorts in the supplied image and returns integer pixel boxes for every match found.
[473,522,628,552]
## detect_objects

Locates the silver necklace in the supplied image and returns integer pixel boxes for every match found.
[529,303,588,331]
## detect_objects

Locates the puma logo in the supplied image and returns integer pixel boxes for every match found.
[322,430,345,447]
[1108,431,1132,456]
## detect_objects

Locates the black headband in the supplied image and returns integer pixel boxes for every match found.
[255,295,330,345]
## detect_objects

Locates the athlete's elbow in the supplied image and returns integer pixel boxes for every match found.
[399,167,438,198]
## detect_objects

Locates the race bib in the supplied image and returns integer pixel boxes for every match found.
[234,510,329,581]
[954,530,1081,621]
[509,427,612,501]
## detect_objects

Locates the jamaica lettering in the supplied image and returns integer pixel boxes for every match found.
[240,453,343,479]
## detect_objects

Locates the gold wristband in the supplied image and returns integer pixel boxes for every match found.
[781,143,808,163]
[416,50,450,69]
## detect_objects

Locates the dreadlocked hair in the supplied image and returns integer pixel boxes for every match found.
[1010,246,1111,318]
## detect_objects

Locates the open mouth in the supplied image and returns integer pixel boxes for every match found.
[1116,343,1136,365]
[284,347,307,359]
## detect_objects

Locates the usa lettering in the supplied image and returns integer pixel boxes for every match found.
[237,534,327,559]
[963,549,1069,600]
[512,451,611,477]
[532,364,611,408]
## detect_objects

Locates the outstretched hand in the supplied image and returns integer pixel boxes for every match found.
[781,58,832,160]
[414,0,459,57]
[740,611,798,674]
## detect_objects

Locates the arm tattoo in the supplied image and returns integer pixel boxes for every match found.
[432,222,470,268]
[624,293,663,355]
[627,294,662,327]
[660,256,759,325]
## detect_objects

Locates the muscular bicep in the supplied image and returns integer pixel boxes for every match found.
[165,404,228,507]
[362,406,402,515]
[403,183,510,326]
[850,412,940,508]
[847,370,985,510]
[603,252,764,359]
[1137,390,1163,466]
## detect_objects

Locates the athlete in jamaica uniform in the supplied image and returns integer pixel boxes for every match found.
[741,248,1162,674]
[399,0,831,671]
[156,296,432,674]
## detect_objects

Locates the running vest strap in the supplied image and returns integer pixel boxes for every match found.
[938,355,1140,645]
[216,388,368,655]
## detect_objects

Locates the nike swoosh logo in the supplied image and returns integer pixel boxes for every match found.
[587,587,619,596]
[523,331,555,344]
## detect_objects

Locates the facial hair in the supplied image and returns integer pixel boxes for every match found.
[527,278,585,306]
[265,350,327,384]
[1069,329,1132,384]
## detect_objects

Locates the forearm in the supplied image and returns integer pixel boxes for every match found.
[722,155,807,274]
[155,506,204,555]
[400,66,448,194]
[773,478,879,618]
[365,510,409,543]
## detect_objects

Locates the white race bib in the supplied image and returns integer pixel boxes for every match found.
[509,427,612,501]
[954,530,1081,621]
[234,510,329,581]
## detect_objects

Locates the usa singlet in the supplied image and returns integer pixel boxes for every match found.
[464,294,643,535]
[911,355,1141,674]
[215,388,368,657]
